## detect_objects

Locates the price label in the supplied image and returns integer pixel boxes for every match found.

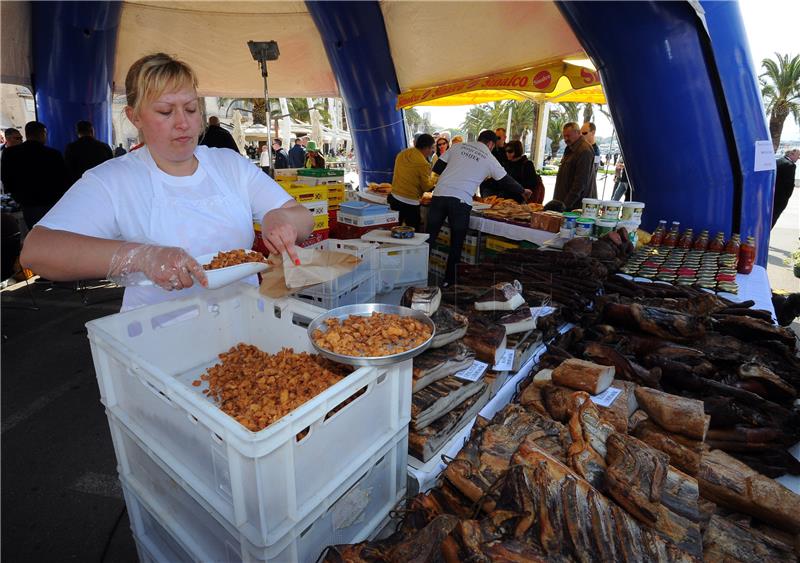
[590,386,622,408]
[454,361,488,382]
[492,349,515,371]
[530,306,557,328]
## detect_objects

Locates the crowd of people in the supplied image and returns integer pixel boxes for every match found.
[389,122,604,285]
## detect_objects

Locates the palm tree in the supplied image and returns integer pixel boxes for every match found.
[760,53,800,151]
[547,109,569,157]
[558,102,581,123]
[582,103,593,124]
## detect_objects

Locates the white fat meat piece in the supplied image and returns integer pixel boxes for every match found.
[474,281,525,312]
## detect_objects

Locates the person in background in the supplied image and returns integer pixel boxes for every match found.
[481,140,542,203]
[287,137,306,168]
[451,135,464,145]
[114,143,128,157]
[64,120,114,186]
[20,52,313,311]
[492,127,508,167]
[304,141,325,168]
[259,144,271,173]
[580,122,600,198]
[300,136,309,148]
[428,130,524,286]
[611,158,631,201]
[272,139,289,170]
[1,121,68,228]
[1,127,23,151]
[431,136,450,184]
[388,133,435,231]
[199,116,239,152]
[553,122,594,210]
[773,147,799,227]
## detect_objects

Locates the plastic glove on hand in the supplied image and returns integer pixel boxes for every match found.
[107,243,208,291]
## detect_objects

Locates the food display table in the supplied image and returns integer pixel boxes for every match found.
[468,214,556,246]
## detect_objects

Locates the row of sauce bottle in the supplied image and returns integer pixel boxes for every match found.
[649,220,756,274]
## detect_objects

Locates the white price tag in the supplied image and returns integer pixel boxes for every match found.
[530,306,556,328]
[754,140,777,172]
[454,361,488,382]
[492,349,514,371]
[590,386,622,408]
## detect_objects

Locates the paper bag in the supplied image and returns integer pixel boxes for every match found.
[259,245,362,299]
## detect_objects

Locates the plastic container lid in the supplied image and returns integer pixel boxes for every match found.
[622,201,645,208]
[602,200,622,207]
[576,217,596,224]
[582,198,601,205]
[563,211,582,218]
[596,219,618,227]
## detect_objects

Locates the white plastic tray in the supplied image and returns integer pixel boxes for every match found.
[360,230,429,245]
[86,284,412,547]
[113,410,408,560]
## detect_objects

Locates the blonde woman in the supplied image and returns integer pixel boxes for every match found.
[21,53,313,310]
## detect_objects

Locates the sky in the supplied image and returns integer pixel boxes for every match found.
[422,0,799,142]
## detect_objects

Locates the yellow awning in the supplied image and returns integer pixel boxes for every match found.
[397,62,606,109]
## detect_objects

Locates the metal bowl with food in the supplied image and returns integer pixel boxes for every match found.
[308,303,436,366]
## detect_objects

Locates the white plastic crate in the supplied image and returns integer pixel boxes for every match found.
[294,271,377,310]
[301,200,329,216]
[375,244,429,293]
[114,411,407,561]
[337,210,400,227]
[295,239,378,299]
[86,285,411,547]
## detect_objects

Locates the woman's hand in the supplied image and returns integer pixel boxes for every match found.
[260,203,314,265]
[107,243,208,291]
[261,221,300,265]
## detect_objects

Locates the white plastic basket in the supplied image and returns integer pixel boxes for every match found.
[86,285,411,547]
[375,244,429,293]
[291,239,379,309]
[114,411,407,561]
[293,271,378,310]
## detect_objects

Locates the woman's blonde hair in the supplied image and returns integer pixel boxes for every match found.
[451,135,464,144]
[125,53,198,115]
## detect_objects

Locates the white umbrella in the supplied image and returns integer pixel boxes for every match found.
[232,110,246,155]
[310,108,322,147]
[243,123,270,141]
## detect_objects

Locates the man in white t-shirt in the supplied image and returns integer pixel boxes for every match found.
[428,129,524,285]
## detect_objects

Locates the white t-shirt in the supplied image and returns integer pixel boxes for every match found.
[260,150,270,167]
[434,142,507,205]
[39,145,292,310]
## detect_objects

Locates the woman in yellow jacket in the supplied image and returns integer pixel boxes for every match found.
[387,134,435,231]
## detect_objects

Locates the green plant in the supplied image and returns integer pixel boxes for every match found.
[784,248,800,267]
[760,53,800,151]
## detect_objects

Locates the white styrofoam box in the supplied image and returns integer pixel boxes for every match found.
[300,238,378,298]
[86,284,411,547]
[301,200,329,216]
[337,211,400,227]
[376,244,429,293]
[113,411,408,560]
[294,271,377,310]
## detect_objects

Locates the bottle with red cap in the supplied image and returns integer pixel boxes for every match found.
[738,236,756,274]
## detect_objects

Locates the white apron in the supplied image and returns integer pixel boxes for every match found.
[121,148,254,311]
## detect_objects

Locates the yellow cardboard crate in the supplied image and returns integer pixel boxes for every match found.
[287,183,327,203]
[275,174,298,183]
[485,235,519,253]
[313,214,329,231]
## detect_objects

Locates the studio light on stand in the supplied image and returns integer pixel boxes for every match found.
[247,40,280,177]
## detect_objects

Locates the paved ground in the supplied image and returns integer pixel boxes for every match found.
[1,281,138,562]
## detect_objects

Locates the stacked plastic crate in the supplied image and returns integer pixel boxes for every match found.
[333,202,399,240]
[292,239,380,310]
[295,169,345,240]
[254,174,331,253]
[87,285,411,562]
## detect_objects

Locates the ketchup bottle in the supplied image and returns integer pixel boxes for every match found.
[724,233,741,266]
[708,232,725,253]
[737,236,756,274]
[650,220,667,246]
[678,228,693,249]
[693,230,709,250]
[663,221,680,248]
